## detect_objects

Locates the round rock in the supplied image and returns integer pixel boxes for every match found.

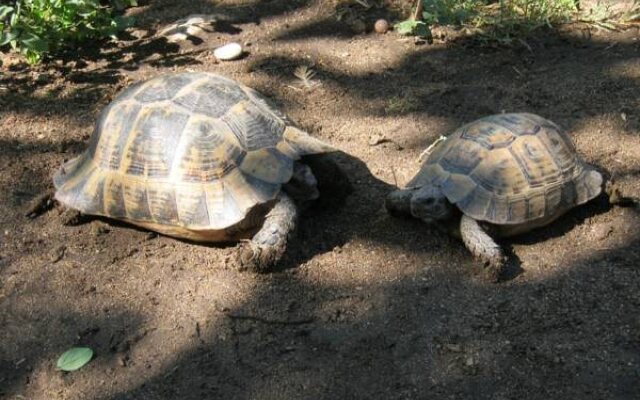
[214,42,243,61]
[374,19,389,34]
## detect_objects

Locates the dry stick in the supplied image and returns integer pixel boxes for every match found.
[412,0,424,21]
[225,312,314,325]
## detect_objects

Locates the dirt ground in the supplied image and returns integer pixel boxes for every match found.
[1,0,640,399]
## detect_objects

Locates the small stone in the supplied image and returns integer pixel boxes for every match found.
[213,42,243,61]
[374,19,389,34]
[159,14,217,42]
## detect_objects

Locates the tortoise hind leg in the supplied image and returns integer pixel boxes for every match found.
[236,192,298,272]
[25,188,88,226]
[25,188,56,219]
[460,214,506,282]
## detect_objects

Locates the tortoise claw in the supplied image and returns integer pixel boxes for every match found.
[235,241,279,273]
[25,189,56,219]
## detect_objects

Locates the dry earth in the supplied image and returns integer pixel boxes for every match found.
[1,0,640,399]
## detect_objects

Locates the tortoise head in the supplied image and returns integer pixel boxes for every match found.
[409,184,454,223]
[282,162,319,202]
[385,184,454,223]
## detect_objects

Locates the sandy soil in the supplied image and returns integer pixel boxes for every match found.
[1,1,640,399]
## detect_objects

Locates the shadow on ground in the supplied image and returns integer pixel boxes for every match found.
[2,1,640,398]
[94,230,640,400]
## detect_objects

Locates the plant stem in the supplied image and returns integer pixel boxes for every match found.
[412,0,424,21]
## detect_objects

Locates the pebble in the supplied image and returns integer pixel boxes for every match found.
[159,14,217,42]
[214,42,243,61]
[374,19,389,34]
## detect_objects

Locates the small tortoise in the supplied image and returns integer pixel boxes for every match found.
[52,72,335,271]
[385,113,603,279]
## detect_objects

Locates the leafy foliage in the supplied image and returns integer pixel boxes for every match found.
[421,0,484,25]
[0,0,137,64]
[395,0,581,40]
[394,19,430,36]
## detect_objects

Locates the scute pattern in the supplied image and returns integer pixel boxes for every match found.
[94,102,142,170]
[170,116,245,182]
[222,100,286,151]
[135,74,196,103]
[173,78,248,118]
[53,72,333,237]
[123,107,190,177]
[414,113,601,225]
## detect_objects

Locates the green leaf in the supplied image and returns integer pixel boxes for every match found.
[56,347,93,372]
[0,6,14,20]
[20,32,49,53]
[394,19,430,37]
[414,22,431,37]
[0,31,18,46]
[394,19,419,35]
[112,15,134,30]
[25,50,41,64]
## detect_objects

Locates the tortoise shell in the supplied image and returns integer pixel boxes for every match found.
[408,113,602,225]
[53,72,333,240]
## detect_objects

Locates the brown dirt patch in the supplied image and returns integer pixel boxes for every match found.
[1,1,640,399]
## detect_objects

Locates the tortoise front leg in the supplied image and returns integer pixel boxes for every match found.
[460,214,506,282]
[236,192,298,272]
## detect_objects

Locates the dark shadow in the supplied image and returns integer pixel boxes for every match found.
[94,229,640,399]
[0,305,144,398]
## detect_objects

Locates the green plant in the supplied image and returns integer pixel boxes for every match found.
[395,0,583,41]
[578,0,640,29]
[394,19,430,35]
[394,0,431,36]
[0,0,137,64]
[494,0,576,28]
[421,0,484,25]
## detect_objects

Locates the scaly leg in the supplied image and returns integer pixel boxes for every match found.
[236,192,298,272]
[25,188,85,225]
[460,214,505,281]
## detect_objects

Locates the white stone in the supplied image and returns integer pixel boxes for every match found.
[159,14,217,43]
[214,42,243,61]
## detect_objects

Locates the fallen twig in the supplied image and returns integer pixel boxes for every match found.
[225,312,314,325]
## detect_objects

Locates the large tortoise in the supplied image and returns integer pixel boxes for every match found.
[385,113,603,279]
[52,72,335,271]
